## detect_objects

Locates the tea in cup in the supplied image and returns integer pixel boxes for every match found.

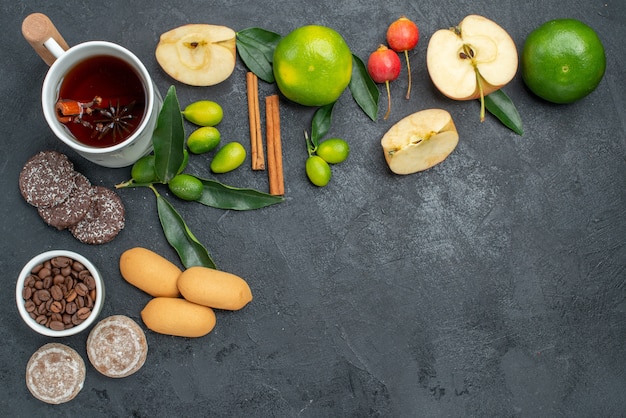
[23,13,162,168]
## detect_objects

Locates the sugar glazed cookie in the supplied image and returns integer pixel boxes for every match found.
[25,343,86,404]
[86,315,148,378]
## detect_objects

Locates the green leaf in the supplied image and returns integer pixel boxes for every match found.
[195,177,284,210]
[310,102,335,147]
[237,28,281,62]
[152,86,186,183]
[484,89,524,135]
[156,194,217,269]
[236,28,282,83]
[237,38,275,83]
[349,54,380,122]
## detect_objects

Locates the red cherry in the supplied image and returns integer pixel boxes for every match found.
[387,16,419,51]
[386,16,419,99]
[367,45,401,120]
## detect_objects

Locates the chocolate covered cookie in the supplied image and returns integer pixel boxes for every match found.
[19,150,76,208]
[19,151,126,244]
[69,186,125,244]
[37,173,94,230]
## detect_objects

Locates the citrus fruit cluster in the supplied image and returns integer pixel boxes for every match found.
[131,99,248,201]
[131,154,203,201]
[182,100,247,175]
[183,100,223,154]
[305,137,350,187]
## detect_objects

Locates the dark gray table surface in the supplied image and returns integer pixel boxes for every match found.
[2,1,625,417]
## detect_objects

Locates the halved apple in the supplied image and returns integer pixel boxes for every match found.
[426,15,518,101]
[381,109,458,175]
[156,24,237,86]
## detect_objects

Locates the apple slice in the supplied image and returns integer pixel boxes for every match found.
[156,24,237,86]
[381,109,458,175]
[426,15,517,118]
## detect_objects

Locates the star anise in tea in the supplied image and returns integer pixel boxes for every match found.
[92,100,137,141]
[54,96,138,142]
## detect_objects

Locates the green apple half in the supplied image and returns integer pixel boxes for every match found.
[426,15,518,101]
[156,24,237,86]
[381,109,459,175]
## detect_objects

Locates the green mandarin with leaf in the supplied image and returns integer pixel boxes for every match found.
[236,27,379,121]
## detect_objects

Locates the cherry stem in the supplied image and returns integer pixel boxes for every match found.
[384,80,392,120]
[404,50,412,100]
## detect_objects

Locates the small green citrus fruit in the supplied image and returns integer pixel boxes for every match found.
[131,155,158,183]
[182,100,223,126]
[168,174,204,201]
[210,142,246,173]
[306,155,332,187]
[316,138,350,164]
[187,126,221,154]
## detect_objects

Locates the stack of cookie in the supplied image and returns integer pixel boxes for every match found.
[18,151,125,244]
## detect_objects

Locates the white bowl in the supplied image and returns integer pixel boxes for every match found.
[16,250,105,337]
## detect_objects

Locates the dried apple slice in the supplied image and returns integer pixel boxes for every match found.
[156,24,237,86]
[381,109,459,175]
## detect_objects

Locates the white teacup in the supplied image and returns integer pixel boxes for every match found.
[40,39,162,168]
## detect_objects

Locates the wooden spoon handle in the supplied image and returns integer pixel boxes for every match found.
[22,13,69,66]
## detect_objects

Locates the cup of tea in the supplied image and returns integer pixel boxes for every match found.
[23,13,162,168]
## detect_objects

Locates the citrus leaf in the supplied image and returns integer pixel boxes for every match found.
[238,41,275,83]
[152,86,185,183]
[484,89,524,135]
[310,102,335,146]
[349,54,379,121]
[236,28,282,83]
[195,177,284,210]
[156,194,217,269]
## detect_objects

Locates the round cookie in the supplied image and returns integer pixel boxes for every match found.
[19,150,76,208]
[25,343,86,404]
[38,173,94,230]
[69,186,125,244]
[87,315,148,378]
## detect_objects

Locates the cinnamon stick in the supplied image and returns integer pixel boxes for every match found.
[265,95,284,196]
[246,72,265,170]
[271,95,284,195]
[265,98,277,193]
